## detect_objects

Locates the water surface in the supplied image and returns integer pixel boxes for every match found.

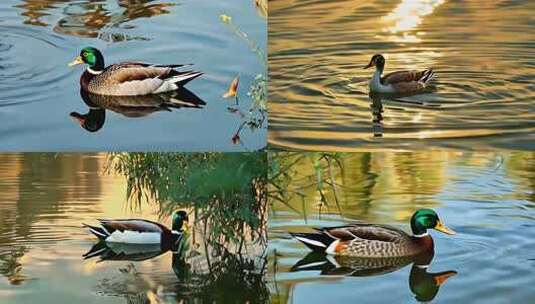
[0,153,266,303]
[268,152,535,303]
[269,0,535,151]
[0,0,266,151]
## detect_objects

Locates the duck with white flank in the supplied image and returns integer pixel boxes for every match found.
[364,54,435,94]
[83,210,188,245]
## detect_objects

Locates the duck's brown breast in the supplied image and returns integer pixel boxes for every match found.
[410,235,435,255]
[80,70,95,91]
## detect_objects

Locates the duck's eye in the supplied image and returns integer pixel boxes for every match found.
[82,52,88,58]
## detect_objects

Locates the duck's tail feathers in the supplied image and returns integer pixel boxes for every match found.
[83,223,109,240]
[421,69,435,84]
[171,71,203,86]
[290,232,335,252]
[153,71,203,94]
[162,71,203,85]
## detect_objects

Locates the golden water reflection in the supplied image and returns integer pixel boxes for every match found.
[0,153,160,285]
[269,151,534,223]
[269,0,535,151]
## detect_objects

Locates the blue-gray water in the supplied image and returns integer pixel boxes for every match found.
[268,152,535,303]
[0,0,266,151]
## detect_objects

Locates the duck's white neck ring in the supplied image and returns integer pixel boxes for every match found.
[87,67,103,75]
[413,232,429,238]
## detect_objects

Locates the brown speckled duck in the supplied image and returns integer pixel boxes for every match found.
[69,47,202,96]
[291,209,455,257]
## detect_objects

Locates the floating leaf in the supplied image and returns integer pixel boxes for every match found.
[219,14,232,24]
[223,75,240,98]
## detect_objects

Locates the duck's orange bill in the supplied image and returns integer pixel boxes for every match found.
[434,220,456,235]
[434,271,457,286]
[68,56,83,67]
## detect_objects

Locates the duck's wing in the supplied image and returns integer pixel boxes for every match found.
[320,224,415,257]
[318,223,411,243]
[382,69,433,84]
[88,62,200,96]
[118,61,192,69]
[390,81,427,93]
[97,219,168,234]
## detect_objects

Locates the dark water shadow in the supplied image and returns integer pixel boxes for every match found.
[291,251,456,303]
[70,88,206,132]
[83,240,269,303]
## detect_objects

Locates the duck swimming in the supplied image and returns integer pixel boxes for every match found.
[83,210,188,245]
[364,54,435,94]
[291,209,455,257]
[69,47,202,96]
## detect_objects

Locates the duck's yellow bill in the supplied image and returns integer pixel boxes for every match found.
[434,220,456,235]
[68,56,84,67]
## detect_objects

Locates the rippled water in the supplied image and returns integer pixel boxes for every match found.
[0,0,266,151]
[268,152,535,303]
[269,0,535,151]
[0,153,266,303]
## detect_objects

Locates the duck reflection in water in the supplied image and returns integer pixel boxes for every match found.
[70,87,206,132]
[368,91,442,138]
[369,92,384,137]
[83,236,190,280]
[291,251,456,302]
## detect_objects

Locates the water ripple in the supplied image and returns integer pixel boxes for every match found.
[0,26,75,105]
[269,0,535,150]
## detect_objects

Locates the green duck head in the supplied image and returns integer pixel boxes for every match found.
[410,209,456,236]
[172,210,189,232]
[68,47,105,71]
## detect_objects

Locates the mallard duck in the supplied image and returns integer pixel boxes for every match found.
[364,54,435,94]
[291,209,455,257]
[69,47,202,96]
[83,210,188,245]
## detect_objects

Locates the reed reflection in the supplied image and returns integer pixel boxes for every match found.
[84,235,269,303]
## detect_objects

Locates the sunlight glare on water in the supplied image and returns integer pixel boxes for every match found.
[269,0,535,151]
